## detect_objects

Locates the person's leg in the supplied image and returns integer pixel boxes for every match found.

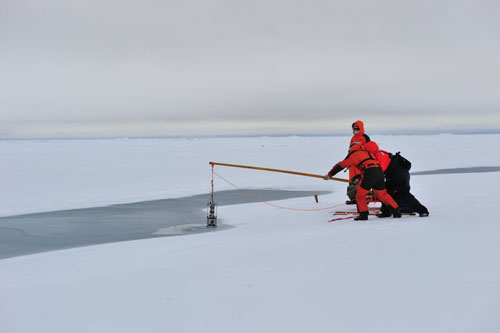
[399,190,429,216]
[355,186,370,219]
[373,189,400,216]
[392,191,413,213]
[355,169,378,220]
[370,168,401,218]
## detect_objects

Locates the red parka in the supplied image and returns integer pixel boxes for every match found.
[350,120,370,147]
[349,120,371,179]
[328,143,399,214]
[328,144,380,177]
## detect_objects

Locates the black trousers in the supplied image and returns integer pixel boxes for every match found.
[383,161,427,214]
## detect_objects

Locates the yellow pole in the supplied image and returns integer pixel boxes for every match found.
[209,162,349,183]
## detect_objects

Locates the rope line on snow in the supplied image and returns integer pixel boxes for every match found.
[212,169,345,212]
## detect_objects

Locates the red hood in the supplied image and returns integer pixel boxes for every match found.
[364,141,379,154]
[352,120,365,135]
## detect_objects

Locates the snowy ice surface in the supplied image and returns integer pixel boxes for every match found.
[1,134,500,332]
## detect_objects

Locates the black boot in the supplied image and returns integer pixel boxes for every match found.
[376,205,391,218]
[389,206,401,218]
[354,211,369,221]
[419,209,429,217]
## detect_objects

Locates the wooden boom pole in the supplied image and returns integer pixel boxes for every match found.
[209,162,349,183]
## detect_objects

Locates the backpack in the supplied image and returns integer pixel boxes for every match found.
[394,152,412,170]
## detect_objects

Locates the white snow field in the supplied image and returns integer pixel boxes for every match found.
[1,134,500,333]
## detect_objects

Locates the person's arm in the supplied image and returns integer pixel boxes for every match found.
[323,159,350,179]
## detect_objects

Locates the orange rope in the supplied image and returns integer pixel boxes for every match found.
[213,170,345,212]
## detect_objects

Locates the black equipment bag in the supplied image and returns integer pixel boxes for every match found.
[395,152,412,170]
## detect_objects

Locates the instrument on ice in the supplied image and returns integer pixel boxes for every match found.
[209,162,349,183]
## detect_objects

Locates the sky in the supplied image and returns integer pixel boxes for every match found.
[1,0,499,138]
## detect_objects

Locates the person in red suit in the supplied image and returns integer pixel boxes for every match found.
[350,120,371,149]
[364,141,429,217]
[324,143,401,220]
[346,120,371,204]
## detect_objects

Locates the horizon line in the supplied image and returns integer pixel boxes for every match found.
[2,129,500,141]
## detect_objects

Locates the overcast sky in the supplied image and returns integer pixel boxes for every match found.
[1,0,499,138]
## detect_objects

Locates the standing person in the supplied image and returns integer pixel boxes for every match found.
[346,120,371,204]
[350,120,371,147]
[364,141,429,217]
[324,143,401,220]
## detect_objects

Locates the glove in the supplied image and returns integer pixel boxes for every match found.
[323,174,331,180]
[350,175,361,185]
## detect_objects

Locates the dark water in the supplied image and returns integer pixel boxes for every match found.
[2,166,498,260]
[411,166,500,176]
[0,189,329,259]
